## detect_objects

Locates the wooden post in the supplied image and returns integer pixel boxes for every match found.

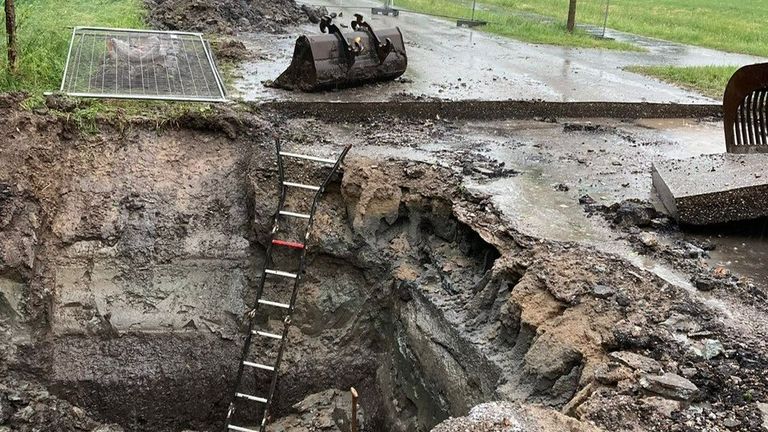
[4,0,17,72]
[567,0,577,33]
[350,387,359,432]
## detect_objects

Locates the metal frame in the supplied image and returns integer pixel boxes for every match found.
[226,139,352,432]
[59,26,227,102]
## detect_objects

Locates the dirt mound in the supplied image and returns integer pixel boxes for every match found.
[146,0,309,34]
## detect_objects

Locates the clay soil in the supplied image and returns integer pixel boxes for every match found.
[0,94,766,432]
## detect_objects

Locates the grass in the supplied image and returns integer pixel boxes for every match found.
[626,65,739,99]
[0,0,145,93]
[483,0,768,57]
[396,0,640,51]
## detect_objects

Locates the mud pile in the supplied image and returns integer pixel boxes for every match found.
[146,0,310,34]
[1,96,767,432]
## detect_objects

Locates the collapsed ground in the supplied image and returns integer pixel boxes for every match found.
[0,94,767,432]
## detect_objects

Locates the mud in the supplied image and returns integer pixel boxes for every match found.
[146,0,311,35]
[2,95,768,432]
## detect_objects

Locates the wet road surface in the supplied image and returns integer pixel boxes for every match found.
[232,0,764,103]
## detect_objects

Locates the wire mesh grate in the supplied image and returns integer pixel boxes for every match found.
[60,27,227,102]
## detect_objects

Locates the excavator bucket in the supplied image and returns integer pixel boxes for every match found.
[271,15,407,92]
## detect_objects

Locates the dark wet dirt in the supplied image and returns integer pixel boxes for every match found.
[3,94,768,431]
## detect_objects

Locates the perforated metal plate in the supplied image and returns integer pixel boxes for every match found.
[60,27,227,102]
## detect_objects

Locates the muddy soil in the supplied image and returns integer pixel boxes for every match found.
[1,95,768,432]
[146,0,312,34]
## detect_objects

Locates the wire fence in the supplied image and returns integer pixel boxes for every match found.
[60,27,227,102]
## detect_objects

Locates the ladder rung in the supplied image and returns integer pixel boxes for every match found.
[265,269,298,279]
[283,181,321,191]
[235,393,268,403]
[280,151,336,164]
[272,239,305,250]
[258,299,290,309]
[243,361,275,371]
[253,330,283,340]
[279,210,310,219]
[228,425,259,432]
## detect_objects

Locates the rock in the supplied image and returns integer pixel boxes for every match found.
[688,339,725,360]
[615,292,631,307]
[609,351,663,373]
[722,418,741,428]
[640,373,698,401]
[757,402,768,430]
[640,396,681,418]
[592,284,615,299]
[594,362,633,385]
[639,232,659,249]
[614,200,657,227]
[579,194,596,205]
[693,276,717,292]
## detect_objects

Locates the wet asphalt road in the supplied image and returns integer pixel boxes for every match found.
[232,0,765,103]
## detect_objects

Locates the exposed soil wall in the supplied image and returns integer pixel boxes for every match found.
[1,96,767,432]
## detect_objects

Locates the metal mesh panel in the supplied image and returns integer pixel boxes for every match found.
[61,27,226,102]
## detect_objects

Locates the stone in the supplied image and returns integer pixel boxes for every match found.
[694,276,717,292]
[639,232,659,249]
[615,293,631,307]
[594,362,633,385]
[757,402,768,430]
[652,154,768,225]
[640,373,698,401]
[592,284,615,299]
[613,200,657,227]
[609,351,663,373]
[641,396,681,418]
[688,339,725,360]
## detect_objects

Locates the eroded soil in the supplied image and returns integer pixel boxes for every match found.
[0,93,767,432]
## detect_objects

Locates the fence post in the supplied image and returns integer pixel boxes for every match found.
[4,0,17,72]
[567,0,577,33]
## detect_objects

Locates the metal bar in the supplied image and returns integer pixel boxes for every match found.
[257,299,290,309]
[243,361,275,371]
[62,92,226,102]
[60,27,78,92]
[271,239,305,250]
[74,26,204,37]
[228,425,259,432]
[202,36,227,100]
[253,330,282,340]
[264,269,298,279]
[279,210,310,219]
[279,152,336,164]
[283,181,320,191]
[235,393,268,403]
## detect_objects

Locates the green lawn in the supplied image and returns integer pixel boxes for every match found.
[0,0,145,93]
[396,0,639,51]
[626,65,739,100]
[485,0,768,57]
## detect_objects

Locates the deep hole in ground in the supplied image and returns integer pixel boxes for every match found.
[2,98,768,432]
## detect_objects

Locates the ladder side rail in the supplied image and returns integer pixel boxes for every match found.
[226,137,290,429]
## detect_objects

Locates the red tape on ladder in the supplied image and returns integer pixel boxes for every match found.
[271,239,305,250]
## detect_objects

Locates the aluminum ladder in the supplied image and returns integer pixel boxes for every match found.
[225,139,352,432]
